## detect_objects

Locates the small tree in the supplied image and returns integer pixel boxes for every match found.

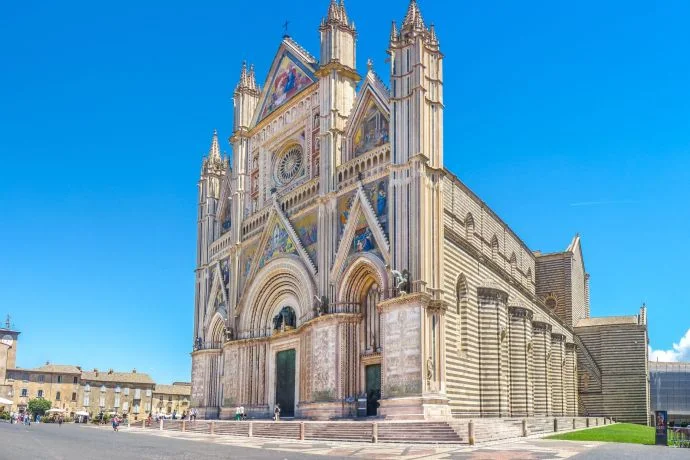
[28,398,52,416]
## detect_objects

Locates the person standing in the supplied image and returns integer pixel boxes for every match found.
[58,415,63,427]
[273,404,280,422]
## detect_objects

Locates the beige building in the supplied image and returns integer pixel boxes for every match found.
[80,369,155,420]
[0,327,185,421]
[152,382,192,416]
[5,364,82,414]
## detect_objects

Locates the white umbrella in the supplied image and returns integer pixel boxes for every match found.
[45,408,66,413]
[75,411,89,416]
[0,397,12,405]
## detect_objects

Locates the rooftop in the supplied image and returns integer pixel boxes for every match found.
[575,315,639,327]
[81,370,155,385]
[153,384,191,396]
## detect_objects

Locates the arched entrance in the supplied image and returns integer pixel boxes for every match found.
[339,256,388,416]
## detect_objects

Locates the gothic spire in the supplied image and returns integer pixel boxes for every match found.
[248,64,257,90]
[208,129,221,162]
[323,0,354,31]
[402,0,426,31]
[390,20,399,42]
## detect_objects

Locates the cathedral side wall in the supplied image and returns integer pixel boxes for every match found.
[570,248,588,326]
[442,230,575,417]
[442,175,535,294]
[575,322,649,424]
[535,255,571,325]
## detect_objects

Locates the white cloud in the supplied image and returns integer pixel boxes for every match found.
[649,328,690,362]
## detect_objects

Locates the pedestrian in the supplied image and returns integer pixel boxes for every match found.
[240,406,246,421]
[112,415,119,432]
[172,410,177,420]
[58,415,63,426]
[273,404,280,422]
[24,413,30,426]
[191,408,197,421]
[235,406,241,421]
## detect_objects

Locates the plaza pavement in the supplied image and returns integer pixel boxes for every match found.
[1,421,688,459]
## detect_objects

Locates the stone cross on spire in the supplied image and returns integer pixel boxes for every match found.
[4,314,10,329]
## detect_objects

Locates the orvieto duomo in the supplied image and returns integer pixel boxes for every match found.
[190,0,649,424]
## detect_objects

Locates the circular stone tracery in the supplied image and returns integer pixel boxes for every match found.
[275,145,303,185]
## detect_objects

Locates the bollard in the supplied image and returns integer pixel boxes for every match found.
[573,418,576,430]
[182,420,186,432]
[372,422,378,443]
[468,420,475,445]
[211,421,215,435]
[142,419,146,429]
[248,421,253,437]
[595,418,599,426]
[127,419,131,429]
[521,419,528,437]
[160,419,163,431]
[586,417,590,428]
[553,418,558,432]
[300,422,305,440]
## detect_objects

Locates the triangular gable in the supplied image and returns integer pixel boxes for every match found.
[345,69,390,158]
[205,262,228,324]
[244,201,317,287]
[331,183,391,279]
[253,39,318,125]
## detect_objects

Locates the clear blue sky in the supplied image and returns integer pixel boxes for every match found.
[1,0,689,383]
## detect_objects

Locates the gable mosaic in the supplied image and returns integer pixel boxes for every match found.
[259,52,315,121]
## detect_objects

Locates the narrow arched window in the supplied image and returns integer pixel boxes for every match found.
[465,213,475,243]
[456,275,468,354]
[363,284,381,352]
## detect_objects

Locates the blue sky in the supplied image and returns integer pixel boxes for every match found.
[1,0,688,383]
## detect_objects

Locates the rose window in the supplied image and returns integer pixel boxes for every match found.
[276,146,303,185]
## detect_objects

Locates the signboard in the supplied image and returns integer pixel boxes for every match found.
[655,410,668,446]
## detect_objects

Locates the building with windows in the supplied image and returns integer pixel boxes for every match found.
[191,0,650,423]
[80,369,155,419]
[0,325,186,420]
[152,382,192,416]
[650,361,690,425]
[5,364,82,414]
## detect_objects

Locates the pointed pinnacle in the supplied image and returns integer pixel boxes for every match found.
[402,0,426,31]
[390,21,399,41]
[209,129,221,160]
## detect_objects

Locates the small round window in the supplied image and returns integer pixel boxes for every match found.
[275,145,303,186]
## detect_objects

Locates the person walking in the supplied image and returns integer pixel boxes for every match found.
[273,404,280,422]
[112,415,119,432]
[58,415,63,427]
[240,406,246,421]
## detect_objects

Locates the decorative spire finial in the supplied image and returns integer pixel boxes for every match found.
[402,0,426,31]
[4,314,10,329]
[208,129,221,161]
[390,20,399,41]
[367,58,374,71]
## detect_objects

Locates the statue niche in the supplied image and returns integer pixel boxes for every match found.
[273,306,297,333]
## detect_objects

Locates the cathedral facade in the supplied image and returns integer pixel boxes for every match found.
[191,0,594,421]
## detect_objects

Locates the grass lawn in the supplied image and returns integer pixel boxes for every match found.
[546,423,655,445]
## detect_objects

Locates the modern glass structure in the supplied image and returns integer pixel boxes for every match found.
[650,361,690,425]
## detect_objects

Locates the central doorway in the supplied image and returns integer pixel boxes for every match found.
[275,349,296,417]
[365,364,381,416]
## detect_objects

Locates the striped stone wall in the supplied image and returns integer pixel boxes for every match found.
[532,322,552,415]
[508,306,534,416]
[477,286,510,417]
[575,318,649,424]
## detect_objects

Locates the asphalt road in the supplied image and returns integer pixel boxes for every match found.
[0,422,341,460]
